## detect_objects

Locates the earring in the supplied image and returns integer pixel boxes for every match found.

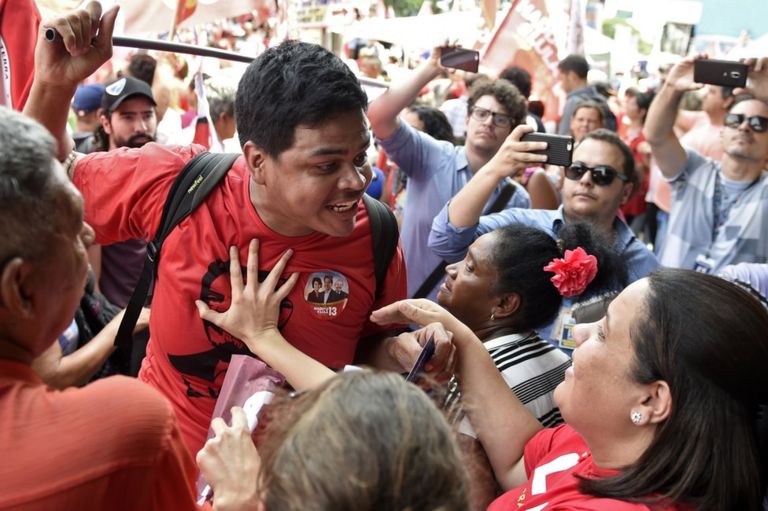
[490,312,495,321]
[630,411,643,425]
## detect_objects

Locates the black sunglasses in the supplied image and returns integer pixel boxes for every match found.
[724,113,768,133]
[565,162,628,186]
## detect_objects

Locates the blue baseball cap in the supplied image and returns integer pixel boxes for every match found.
[72,83,106,115]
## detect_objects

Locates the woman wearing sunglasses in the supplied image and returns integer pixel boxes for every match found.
[430,125,659,351]
[372,268,768,510]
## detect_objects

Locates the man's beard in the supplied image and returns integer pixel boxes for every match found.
[115,133,156,148]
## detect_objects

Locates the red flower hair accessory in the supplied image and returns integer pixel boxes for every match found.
[543,247,598,297]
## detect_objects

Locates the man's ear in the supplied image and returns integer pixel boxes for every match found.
[243,141,269,186]
[100,113,112,135]
[0,258,35,318]
[619,181,635,206]
[491,292,521,320]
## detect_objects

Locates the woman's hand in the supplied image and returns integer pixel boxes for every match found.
[197,407,261,511]
[371,299,477,352]
[195,239,299,351]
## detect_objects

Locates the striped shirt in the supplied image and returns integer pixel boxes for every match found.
[445,331,571,433]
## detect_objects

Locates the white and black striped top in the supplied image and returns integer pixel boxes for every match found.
[445,331,571,433]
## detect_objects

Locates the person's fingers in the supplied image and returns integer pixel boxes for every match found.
[424,323,453,371]
[229,407,249,431]
[274,272,300,302]
[84,1,102,39]
[228,246,243,299]
[262,248,294,295]
[210,416,227,436]
[246,239,259,292]
[94,4,119,54]
[195,299,217,322]
[369,301,408,324]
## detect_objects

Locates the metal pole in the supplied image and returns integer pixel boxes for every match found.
[44,30,389,89]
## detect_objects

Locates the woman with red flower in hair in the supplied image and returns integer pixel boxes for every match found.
[428,221,626,509]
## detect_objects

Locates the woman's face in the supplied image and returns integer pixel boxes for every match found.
[554,279,650,438]
[570,106,603,142]
[436,232,498,331]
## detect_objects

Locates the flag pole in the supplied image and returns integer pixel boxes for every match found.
[43,30,389,88]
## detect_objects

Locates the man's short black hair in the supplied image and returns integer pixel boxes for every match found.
[558,54,589,80]
[235,41,368,158]
[580,128,637,186]
[466,79,527,129]
[498,66,532,99]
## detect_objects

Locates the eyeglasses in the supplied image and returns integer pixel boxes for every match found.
[724,113,768,133]
[565,162,629,186]
[470,106,512,128]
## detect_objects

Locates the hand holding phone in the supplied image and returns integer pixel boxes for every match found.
[693,59,748,88]
[520,133,575,167]
[405,335,436,383]
[439,47,480,73]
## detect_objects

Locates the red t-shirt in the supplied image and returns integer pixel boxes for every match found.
[0,360,200,510]
[489,425,686,511]
[74,144,407,454]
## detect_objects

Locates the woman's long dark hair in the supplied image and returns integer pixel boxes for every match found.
[580,268,768,510]
[488,222,627,332]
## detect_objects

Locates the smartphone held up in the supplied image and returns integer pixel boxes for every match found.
[693,59,748,88]
[440,47,480,73]
[520,133,575,167]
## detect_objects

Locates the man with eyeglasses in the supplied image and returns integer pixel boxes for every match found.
[428,126,658,351]
[368,47,530,301]
[644,56,768,273]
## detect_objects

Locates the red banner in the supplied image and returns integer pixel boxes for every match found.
[0,0,41,110]
[481,0,561,122]
[175,0,198,27]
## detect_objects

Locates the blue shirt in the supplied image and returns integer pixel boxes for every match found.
[429,204,659,346]
[376,121,530,300]
[661,149,768,273]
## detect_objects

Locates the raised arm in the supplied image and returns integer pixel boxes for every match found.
[195,240,334,391]
[23,2,118,160]
[366,47,445,140]
[447,125,545,227]
[31,307,149,388]
[643,56,704,178]
[370,300,543,489]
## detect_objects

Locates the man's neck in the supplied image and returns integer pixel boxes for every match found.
[464,144,496,175]
[248,179,313,237]
[706,109,727,127]
[563,210,617,241]
[721,155,765,183]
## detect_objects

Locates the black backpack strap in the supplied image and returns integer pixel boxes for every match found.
[484,178,516,215]
[412,261,448,299]
[113,152,238,374]
[412,179,516,299]
[362,194,398,300]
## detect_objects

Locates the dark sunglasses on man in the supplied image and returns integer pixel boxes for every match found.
[565,162,629,187]
[724,113,768,132]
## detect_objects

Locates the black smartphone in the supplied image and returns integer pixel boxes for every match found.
[405,335,436,383]
[520,133,575,167]
[693,59,748,88]
[440,47,480,73]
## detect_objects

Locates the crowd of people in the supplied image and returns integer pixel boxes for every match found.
[2,1,768,510]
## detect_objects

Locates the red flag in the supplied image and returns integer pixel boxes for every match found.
[0,0,41,110]
[175,0,198,27]
[192,117,211,149]
[481,0,561,123]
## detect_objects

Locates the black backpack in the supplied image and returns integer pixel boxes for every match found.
[113,152,399,374]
